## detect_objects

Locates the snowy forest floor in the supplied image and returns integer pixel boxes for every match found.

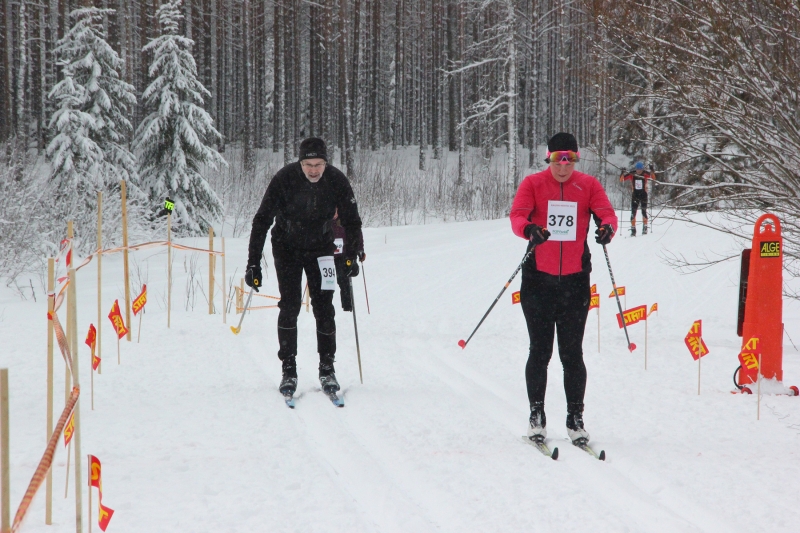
[3,212,800,532]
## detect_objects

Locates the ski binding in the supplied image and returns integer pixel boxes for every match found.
[325,390,344,407]
[522,436,559,460]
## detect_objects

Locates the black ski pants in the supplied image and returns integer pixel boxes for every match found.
[520,268,591,408]
[273,245,336,361]
[631,192,648,222]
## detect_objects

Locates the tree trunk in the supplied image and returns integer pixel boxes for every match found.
[243,0,254,174]
[392,0,403,150]
[370,0,380,150]
[17,0,26,147]
[339,0,354,176]
[505,0,517,188]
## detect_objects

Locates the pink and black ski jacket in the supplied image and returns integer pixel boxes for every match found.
[510,168,618,276]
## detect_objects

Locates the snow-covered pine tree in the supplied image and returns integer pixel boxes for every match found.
[47,7,140,253]
[133,0,226,235]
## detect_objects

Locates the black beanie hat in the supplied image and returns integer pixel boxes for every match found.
[299,137,328,161]
[547,132,579,153]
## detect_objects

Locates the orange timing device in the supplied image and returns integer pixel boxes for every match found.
[736,214,796,394]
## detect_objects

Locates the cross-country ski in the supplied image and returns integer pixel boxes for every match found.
[522,436,559,460]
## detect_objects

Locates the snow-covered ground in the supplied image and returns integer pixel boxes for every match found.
[3,212,800,533]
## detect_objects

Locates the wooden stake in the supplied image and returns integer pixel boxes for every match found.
[46,258,54,524]
[87,455,92,533]
[209,227,215,314]
[597,306,600,353]
[121,180,132,341]
[645,316,648,370]
[117,338,120,365]
[66,222,73,405]
[238,279,244,314]
[64,441,71,498]
[68,264,84,533]
[757,352,762,420]
[1,368,10,533]
[97,191,102,375]
[167,212,172,328]
[698,352,702,395]
[91,347,94,411]
[137,311,143,343]
[222,238,227,324]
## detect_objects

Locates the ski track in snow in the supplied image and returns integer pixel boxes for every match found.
[2,214,800,532]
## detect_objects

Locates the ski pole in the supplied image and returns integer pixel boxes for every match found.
[459,246,535,349]
[602,244,636,352]
[230,287,255,335]
[348,275,364,383]
[361,259,371,314]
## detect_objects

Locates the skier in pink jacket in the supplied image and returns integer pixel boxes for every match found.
[510,132,617,444]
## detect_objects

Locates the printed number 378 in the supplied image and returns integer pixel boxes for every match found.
[548,215,574,227]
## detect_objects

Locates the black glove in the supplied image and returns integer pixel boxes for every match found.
[524,224,551,245]
[595,224,615,245]
[344,257,360,277]
[245,264,262,292]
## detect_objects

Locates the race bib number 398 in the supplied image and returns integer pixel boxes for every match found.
[317,256,337,291]
[546,200,578,241]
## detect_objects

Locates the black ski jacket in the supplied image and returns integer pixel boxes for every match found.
[247,162,364,265]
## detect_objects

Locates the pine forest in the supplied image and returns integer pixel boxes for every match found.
[1,0,800,281]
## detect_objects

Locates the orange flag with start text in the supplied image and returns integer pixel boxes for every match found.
[738,336,761,372]
[64,412,75,447]
[85,324,100,371]
[108,300,128,340]
[684,320,709,360]
[132,284,147,316]
[616,305,646,328]
[89,455,115,531]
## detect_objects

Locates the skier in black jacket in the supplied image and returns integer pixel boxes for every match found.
[245,138,364,398]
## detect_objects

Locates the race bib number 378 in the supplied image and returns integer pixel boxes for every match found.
[546,200,578,241]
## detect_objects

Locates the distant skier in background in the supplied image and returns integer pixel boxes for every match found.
[510,132,618,444]
[619,161,655,236]
[245,138,365,401]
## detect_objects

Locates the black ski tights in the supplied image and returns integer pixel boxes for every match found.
[273,245,336,360]
[521,269,590,408]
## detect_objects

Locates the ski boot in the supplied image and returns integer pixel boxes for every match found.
[630,226,637,237]
[319,355,340,393]
[566,403,590,443]
[527,402,547,439]
[642,223,648,235]
[279,356,298,396]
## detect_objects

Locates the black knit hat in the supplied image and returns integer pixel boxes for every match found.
[547,132,579,153]
[298,137,328,161]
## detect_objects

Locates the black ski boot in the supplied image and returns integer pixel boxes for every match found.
[279,356,298,396]
[319,354,340,393]
[527,401,547,439]
[642,223,648,235]
[630,226,637,237]
[566,402,590,443]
